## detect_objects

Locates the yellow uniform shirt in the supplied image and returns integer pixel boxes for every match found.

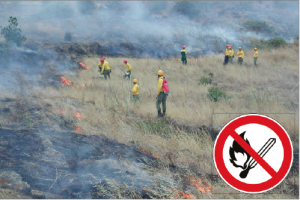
[131,84,140,95]
[253,51,258,58]
[157,77,163,96]
[237,50,244,58]
[225,49,231,56]
[126,63,131,72]
[180,49,187,55]
[100,61,111,74]
[229,49,234,57]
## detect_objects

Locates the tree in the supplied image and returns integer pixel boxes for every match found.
[1,16,26,46]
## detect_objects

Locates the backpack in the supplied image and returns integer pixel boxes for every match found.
[163,77,170,94]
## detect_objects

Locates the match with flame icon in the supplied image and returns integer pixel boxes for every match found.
[229,131,276,178]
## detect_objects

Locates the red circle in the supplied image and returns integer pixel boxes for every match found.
[214,114,293,193]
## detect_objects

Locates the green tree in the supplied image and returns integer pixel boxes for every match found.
[1,16,26,46]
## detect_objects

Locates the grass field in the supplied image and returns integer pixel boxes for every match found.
[1,45,298,198]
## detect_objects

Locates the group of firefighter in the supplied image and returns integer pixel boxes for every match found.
[223,44,259,66]
[97,57,168,117]
[96,44,259,117]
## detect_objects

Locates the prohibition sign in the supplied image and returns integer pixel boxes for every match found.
[214,114,293,193]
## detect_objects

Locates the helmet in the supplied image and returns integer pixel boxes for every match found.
[102,57,105,59]
[157,70,163,75]
[100,58,104,62]
[123,59,127,63]
[182,46,185,49]
[226,44,229,47]
[133,79,137,83]
[229,45,232,48]
[239,47,242,49]
[254,48,257,50]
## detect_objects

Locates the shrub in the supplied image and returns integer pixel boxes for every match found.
[266,37,287,48]
[64,32,72,41]
[207,86,228,102]
[242,20,275,34]
[0,16,26,46]
[136,115,171,137]
[199,73,213,85]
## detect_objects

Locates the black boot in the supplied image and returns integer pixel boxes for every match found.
[157,110,163,117]
[163,111,166,117]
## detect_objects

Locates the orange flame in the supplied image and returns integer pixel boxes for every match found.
[61,77,71,85]
[76,126,81,131]
[79,62,90,69]
[190,177,212,194]
[178,191,194,199]
[140,149,159,159]
[75,112,83,120]
[57,109,64,114]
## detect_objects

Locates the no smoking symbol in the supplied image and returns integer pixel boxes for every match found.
[214,114,293,193]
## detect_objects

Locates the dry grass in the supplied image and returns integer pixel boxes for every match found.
[2,45,297,198]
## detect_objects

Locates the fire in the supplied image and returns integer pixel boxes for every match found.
[140,149,159,159]
[178,191,194,199]
[76,126,82,131]
[61,77,71,85]
[75,112,83,120]
[190,177,212,194]
[79,61,90,69]
[57,109,64,114]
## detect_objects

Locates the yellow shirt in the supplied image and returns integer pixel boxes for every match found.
[180,49,187,55]
[225,49,231,56]
[131,84,140,95]
[157,77,163,96]
[237,50,244,58]
[126,63,131,72]
[100,61,111,74]
[98,60,108,69]
[229,49,234,57]
[253,51,258,58]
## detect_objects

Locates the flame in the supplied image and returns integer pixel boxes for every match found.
[76,126,81,131]
[61,77,71,85]
[79,62,90,69]
[178,191,194,199]
[190,177,212,194]
[75,112,83,120]
[56,109,64,114]
[140,149,159,159]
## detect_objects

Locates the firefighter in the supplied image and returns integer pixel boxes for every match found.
[123,59,131,80]
[253,48,258,66]
[237,47,244,66]
[99,58,111,80]
[228,45,234,64]
[180,46,187,65]
[223,44,230,65]
[131,79,140,102]
[98,57,107,73]
[156,70,167,117]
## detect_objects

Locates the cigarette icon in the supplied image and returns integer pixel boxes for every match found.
[240,138,276,178]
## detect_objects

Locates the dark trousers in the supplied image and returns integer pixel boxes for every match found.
[224,56,229,65]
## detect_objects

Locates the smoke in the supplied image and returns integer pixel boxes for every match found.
[0,1,298,57]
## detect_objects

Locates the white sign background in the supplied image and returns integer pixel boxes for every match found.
[223,123,284,184]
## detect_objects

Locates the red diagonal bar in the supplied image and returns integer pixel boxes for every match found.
[230,131,277,177]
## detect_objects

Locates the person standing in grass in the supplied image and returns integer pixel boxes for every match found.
[228,45,234,64]
[180,46,187,65]
[100,58,111,80]
[237,47,244,66]
[131,79,140,102]
[253,48,258,66]
[223,44,230,65]
[123,59,131,80]
[156,70,167,117]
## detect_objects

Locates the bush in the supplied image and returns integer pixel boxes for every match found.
[266,37,287,48]
[64,32,72,41]
[242,20,275,34]
[207,86,228,102]
[199,73,213,85]
[0,41,11,63]
[0,16,26,46]
[136,115,171,137]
